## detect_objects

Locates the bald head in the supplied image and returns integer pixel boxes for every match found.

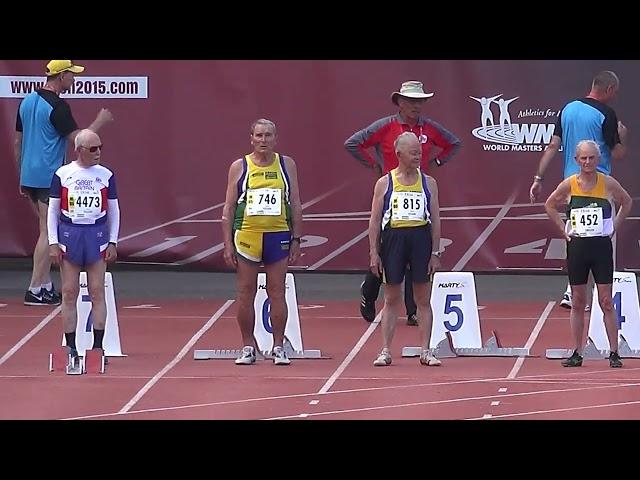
[75,129,101,150]
[576,139,601,158]
[394,132,420,154]
[394,132,422,168]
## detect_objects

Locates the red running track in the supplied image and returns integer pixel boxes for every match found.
[1,299,639,420]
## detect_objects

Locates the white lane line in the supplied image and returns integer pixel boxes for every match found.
[506,301,555,379]
[117,300,234,414]
[316,312,381,394]
[308,229,369,271]
[0,306,61,366]
[453,192,516,271]
[118,203,225,242]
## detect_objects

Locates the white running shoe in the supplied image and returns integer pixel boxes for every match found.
[559,292,572,309]
[373,350,392,366]
[272,346,291,365]
[420,350,442,366]
[235,346,256,365]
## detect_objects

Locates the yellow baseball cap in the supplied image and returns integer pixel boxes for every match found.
[45,60,85,76]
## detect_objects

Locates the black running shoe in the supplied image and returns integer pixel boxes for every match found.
[406,313,418,326]
[609,351,623,368]
[561,350,583,367]
[43,286,62,305]
[24,289,50,306]
[359,282,376,322]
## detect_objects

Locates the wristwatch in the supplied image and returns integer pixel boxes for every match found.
[431,250,442,258]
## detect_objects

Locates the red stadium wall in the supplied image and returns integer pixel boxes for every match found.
[1,60,638,272]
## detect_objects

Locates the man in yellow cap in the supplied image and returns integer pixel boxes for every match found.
[45,59,86,76]
[15,60,114,306]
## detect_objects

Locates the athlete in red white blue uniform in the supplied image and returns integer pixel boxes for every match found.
[47,129,120,360]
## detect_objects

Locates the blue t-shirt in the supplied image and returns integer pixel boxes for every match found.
[16,89,78,188]
[555,97,620,178]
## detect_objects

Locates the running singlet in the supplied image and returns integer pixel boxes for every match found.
[234,153,291,232]
[381,168,431,230]
[565,172,613,237]
[50,161,118,224]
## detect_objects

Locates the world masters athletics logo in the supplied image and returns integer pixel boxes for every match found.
[469,94,559,152]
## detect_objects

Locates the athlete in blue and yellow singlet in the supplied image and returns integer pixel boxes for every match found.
[368,132,443,367]
[232,152,293,263]
[222,119,303,366]
[381,167,431,230]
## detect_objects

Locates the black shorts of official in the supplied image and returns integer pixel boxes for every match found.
[567,236,613,285]
[22,186,50,205]
[380,224,432,285]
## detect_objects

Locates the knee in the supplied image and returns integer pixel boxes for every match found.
[599,296,614,312]
[415,298,429,310]
[62,286,79,302]
[384,289,402,307]
[265,285,285,303]
[570,290,586,308]
[87,286,104,302]
[237,284,257,303]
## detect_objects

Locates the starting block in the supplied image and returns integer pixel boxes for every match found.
[49,346,70,372]
[84,349,106,374]
[48,347,106,375]
[66,359,83,375]
[402,331,533,358]
[546,271,640,359]
[61,272,126,358]
[194,273,325,360]
[49,347,83,375]
[194,336,325,360]
[402,272,531,358]
[546,335,640,360]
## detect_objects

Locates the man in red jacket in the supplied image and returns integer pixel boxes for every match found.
[345,80,461,324]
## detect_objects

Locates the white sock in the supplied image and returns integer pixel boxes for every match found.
[29,287,41,294]
[42,282,53,291]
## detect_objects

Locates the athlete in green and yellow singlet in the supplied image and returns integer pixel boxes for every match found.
[222,119,303,366]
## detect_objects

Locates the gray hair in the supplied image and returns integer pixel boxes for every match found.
[74,129,99,149]
[250,118,277,135]
[575,139,601,157]
[394,131,419,153]
[592,71,619,91]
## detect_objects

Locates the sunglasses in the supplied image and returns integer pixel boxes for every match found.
[82,144,103,153]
